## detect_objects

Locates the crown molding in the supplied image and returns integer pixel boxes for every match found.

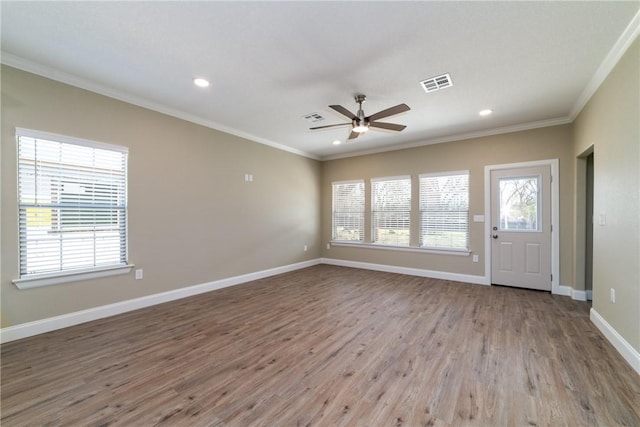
[4,4,638,165]
[0,52,320,161]
[570,9,640,120]
[320,116,572,161]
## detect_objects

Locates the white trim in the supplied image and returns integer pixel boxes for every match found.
[555,284,572,298]
[557,286,592,302]
[1,53,319,161]
[0,259,321,343]
[330,241,470,256]
[570,10,640,120]
[6,8,638,166]
[371,175,411,182]
[0,258,594,345]
[484,159,560,294]
[419,170,469,179]
[13,264,134,289]
[590,308,640,375]
[322,257,488,286]
[331,179,364,186]
[16,127,128,153]
[570,288,588,301]
[0,52,575,163]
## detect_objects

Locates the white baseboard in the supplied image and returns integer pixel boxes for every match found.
[571,288,588,301]
[590,308,640,375]
[321,257,488,285]
[0,259,322,344]
[556,284,572,297]
[556,284,592,301]
[0,258,603,345]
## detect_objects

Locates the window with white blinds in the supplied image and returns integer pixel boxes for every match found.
[332,180,365,242]
[419,172,469,250]
[371,176,411,246]
[17,129,128,278]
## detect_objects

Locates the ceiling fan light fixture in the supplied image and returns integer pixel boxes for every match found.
[353,123,369,133]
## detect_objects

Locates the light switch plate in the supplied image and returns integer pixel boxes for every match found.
[598,214,606,226]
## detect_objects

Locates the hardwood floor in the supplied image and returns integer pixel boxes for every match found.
[2,265,639,426]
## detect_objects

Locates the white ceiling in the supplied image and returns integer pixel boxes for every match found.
[2,1,639,160]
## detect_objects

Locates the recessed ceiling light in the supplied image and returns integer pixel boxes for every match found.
[332,140,341,145]
[479,109,493,116]
[193,78,210,88]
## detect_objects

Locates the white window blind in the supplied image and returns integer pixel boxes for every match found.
[17,129,128,278]
[371,176,411,246]
[419,172,469,250]
[332,180,365,242]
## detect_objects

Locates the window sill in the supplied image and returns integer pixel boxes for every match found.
[330,241,470,256]
[13,264,134,289]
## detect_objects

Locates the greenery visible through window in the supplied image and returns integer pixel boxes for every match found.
[332,180,365,242]
[372,176,411,246]
[419,172,469,250]
[499,176,539,231]
[17,130,128,277]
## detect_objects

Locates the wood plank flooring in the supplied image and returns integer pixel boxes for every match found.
[2,265,639,426]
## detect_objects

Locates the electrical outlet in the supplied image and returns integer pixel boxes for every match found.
[135,269,143,280]
[610,288,615,303]
[326,243,331,250]
[472,254,479,263]
[303,245,308,251]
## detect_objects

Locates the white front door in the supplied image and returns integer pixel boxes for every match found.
[490,165,551,291]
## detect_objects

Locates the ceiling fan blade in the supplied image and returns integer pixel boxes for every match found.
[329,105,358,121]
[310,123,351,130]
[348,130,360,140]
[367,103,410,122]
[369,121,407,132]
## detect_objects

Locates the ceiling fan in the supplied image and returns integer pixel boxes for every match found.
[310,94,410,140]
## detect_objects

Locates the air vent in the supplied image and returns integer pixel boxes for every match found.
[420,73,453,93]
[302,112,326,123]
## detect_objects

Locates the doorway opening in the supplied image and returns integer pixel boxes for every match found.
[576,147,594,301]
[484,159,560,294]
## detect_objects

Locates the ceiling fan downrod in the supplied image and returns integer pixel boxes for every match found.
[353,95,369,132]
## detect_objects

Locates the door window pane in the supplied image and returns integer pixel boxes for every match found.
[499,176,540,231]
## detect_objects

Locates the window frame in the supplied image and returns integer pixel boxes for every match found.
[371,175,412,247]
[419,170,470,252]
[331,179,365,243]
[12,128,133,289]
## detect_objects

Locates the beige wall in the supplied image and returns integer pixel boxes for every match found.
[321,125,575,285]
[1,66,321,327]
[573,38,639,352]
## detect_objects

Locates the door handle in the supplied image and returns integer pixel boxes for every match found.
[492,234,498,239]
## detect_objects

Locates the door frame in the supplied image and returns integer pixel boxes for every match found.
[484,159,561,295]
